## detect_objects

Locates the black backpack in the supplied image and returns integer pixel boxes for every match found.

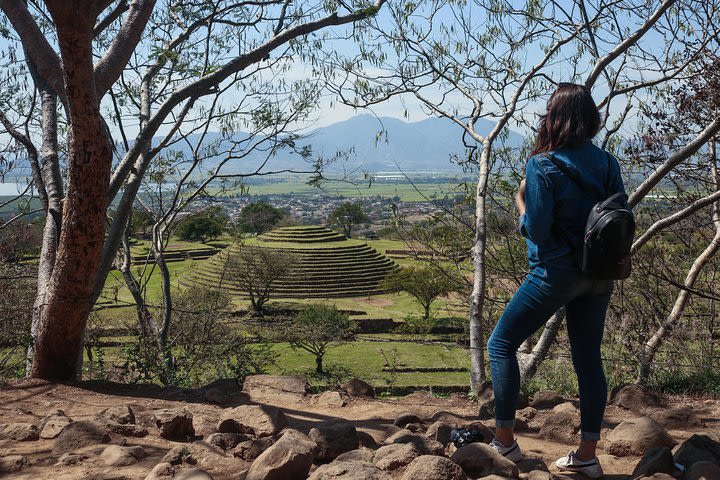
[546,153,635,280]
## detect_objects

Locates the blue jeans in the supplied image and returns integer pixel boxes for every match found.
[487,254,612,441]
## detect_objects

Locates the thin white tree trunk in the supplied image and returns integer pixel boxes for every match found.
[469,143,491,392]
[518,308,566,383]
[637,140,720,384]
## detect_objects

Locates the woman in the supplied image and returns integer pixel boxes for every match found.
[454,83,626,479]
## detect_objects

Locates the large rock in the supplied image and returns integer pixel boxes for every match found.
[100,405,136,425]
[393,413,422,427]
[205,432,250,451]
[608,384,664,412]
[100,445,147,466]
[243,375,310,400]
[400,455,466,480]
[685,461,720,480]
[308,418,359,461]
[530,390,565,410]
[217,405,287,437]
[383,429,444,455]
[374,443,421,471]
[203,378,249,406]
[516,457,549,474]
[144,462,176,480]
[52,420,111,455]
[316,391,346,408]
[425,421,454,446]
[308,460,392,480]
[0,423,39,441]
[631,446,674,478]
[233,437,276,462]
[0,455,28,473]
[450,443,520,478]
[154,408,195,440]
[634,475,675,480]
[342,379,375,398]
[606,417,676,457]
[673,433,720,468]
[649,407,702,430]
[174,469,215,480]
[539,413,579,444]
[333,448,374,463]
[245,429,316,480]
[39,412,73,439]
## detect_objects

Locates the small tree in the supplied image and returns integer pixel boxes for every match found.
[176,207,227,243]
[327,202,369,238]
[382,266,456,319]
[237,202,285,235]
[286,304,355,374]
[226,247,294,315]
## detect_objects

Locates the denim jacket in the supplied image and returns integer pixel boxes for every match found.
[519,140,627,267]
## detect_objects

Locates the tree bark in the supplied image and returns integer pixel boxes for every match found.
[30,4,112,380]
[469,143,491,393]
[518,309,566,382]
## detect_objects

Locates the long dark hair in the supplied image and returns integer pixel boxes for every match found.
[531,83,601,155]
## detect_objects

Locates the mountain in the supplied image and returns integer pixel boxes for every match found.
[173,114,525,174]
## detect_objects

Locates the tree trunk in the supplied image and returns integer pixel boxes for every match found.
[423,303,431,319]
[31,9,112,380]
[316,355,324,374]
[518,308,565,382]
[637,141,720,385]
[469,144,491,393]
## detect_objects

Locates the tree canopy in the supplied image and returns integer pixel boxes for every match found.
[327,202,369,238]
[237,202,285,235]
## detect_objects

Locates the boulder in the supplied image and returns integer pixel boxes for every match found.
[342,379,375,398]
[203,378,249,406]
[685,461,720,480]
[174,468,215,480]
[100,405,136,425]
[93,415,149,437]
[233,437,276,462]
[245,428,316,480]
[308,460,392,480]
[552,402,578,415]
[393,412,422,427]
[673,433,720,468]
[450,442,520,478]
[526,471,560,480]
[516,407,538,422]
[374,443,421,471]
[608,384,664,412]
[631,446,674,478]
[153,408,195,440]
[357,430,379,449]
[649,407,702,430]
[634,474,675,480]
[425,421,454,446]
[0,422,39,441]
[530,390,565,410]
[606,417,676,457]
[243,374,310,400]
[100,445,147,466]
[0,455,28,473]
[462,421,495,444]
[161,442,227,471]
[205,432,250,451]
[308,418,359,461]
[383,429,444,455]
[57,452,91,466]
[516,457,549,474]
[144,462,176,480]
[539,413,579,444]
[317,391,346,408]
[40,412,73,439]
[217,405,287,437]
[333,448,374,463]
[400,455,466,480]
[52,420,111,455]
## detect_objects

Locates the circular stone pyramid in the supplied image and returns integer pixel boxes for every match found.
[182,226,397,298]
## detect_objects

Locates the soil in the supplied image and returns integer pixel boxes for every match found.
[0,379,718,480]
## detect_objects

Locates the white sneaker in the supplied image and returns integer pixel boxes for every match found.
[489,438,523,462]
[555,451,604,478]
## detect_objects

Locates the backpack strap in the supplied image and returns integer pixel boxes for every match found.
[543,152,611,201]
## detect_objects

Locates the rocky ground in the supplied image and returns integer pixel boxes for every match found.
[0,376,718,480]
